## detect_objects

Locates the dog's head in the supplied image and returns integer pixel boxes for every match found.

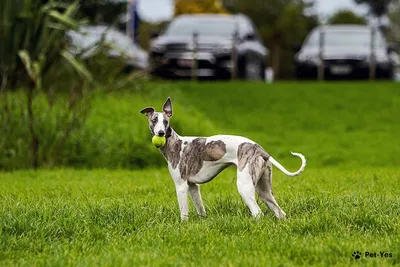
[140,97,173,138]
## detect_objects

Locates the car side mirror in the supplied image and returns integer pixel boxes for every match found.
[387,44,398,53]
[150,30,159,39]
[293,44,302,53]
[244,33,256,41]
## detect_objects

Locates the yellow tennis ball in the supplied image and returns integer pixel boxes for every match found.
[152,136,166,148]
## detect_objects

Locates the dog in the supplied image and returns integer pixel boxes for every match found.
[140,97,306,221]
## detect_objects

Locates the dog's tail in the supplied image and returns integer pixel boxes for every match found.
[268,152,306,177]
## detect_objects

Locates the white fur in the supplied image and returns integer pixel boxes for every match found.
[164,132,306,221]
[268,152,306,177]
[153,113,166,135]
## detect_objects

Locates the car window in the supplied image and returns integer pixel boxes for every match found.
[238,18,250,37]
[164,18,236,38]
[305,29,386,47]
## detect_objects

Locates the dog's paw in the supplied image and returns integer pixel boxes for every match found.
[180,215,189,222]
[275,210,286,220]
[352,251,362,260]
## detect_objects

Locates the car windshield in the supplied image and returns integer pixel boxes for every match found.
[164,17,236,38]
[305,30,385,47]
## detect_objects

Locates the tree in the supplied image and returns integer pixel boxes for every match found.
[223,0,319,79]
[175,0,228,15]
[388,1,400,45]
[328,9,367,25]
[64,0,126,25]
[354,0,392,24]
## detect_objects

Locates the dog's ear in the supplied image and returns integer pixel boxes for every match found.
[162,97,172,117]
[139,107,155,118]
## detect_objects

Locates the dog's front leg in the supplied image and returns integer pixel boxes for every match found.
[175,182,189,221]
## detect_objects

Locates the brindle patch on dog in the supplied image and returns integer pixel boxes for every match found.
[237,142,270,184]
[161,133,182,169]
[148,113,158,136]
[179,138,227,180]
[201,140,227,161]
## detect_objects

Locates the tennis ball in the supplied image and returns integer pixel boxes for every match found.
[152,136,166,148]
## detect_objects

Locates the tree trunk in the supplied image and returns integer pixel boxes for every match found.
[1,71,10,121]
[272,41,281,80]
[27,85,39,169]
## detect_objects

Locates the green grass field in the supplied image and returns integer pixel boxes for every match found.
[1,82,400,266]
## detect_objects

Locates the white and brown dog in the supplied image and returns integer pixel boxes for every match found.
[140,97,306,221]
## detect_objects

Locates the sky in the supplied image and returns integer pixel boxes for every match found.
[137,0,368,23]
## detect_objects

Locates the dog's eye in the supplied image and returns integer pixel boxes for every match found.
[152,119,157,123]
[163,120,168,126]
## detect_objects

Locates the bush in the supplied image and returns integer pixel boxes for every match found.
[0,0,92,168]
[0,84,220,170]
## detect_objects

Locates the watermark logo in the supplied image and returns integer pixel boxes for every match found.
[352,251,393,260]
[352,251,362,260]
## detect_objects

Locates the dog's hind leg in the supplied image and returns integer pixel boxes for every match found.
[256,164,286,219]
[188,182,206,217]
[237,167,263,218]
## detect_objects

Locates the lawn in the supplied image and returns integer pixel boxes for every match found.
[0,168,399,266]
[1,81,400,266]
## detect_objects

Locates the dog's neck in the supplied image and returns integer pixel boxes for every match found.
[164,127,181,146]
[159,128,183,167]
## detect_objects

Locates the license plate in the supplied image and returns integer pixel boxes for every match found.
[197,69,214,76]
[330,65,352,75]
[174,69,214,77]
[177,59,193,67]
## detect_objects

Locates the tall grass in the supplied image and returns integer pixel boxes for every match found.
[0,0,94,168]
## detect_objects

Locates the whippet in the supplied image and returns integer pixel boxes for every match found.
[140,97,306,221]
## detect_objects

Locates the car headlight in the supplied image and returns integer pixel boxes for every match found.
[151,43,166,53]
[214,44,232,54]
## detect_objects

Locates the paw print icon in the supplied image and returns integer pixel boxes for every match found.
[352,251,362,259]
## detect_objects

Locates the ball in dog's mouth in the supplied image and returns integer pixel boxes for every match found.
[152,136,166,148]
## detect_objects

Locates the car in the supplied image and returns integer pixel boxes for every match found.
[67,25,148,70]
[294,25,398,80]
[148,14,268,80]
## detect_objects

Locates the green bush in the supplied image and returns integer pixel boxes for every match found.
[0,0,94,168]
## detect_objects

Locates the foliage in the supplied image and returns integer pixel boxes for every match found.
[175,0,228,16]
[327,9,367,25]
[0,0,93,168]
[388,2,400,46]
[79,0,126,24]
[354,0,393,19]
[223,0,319,79]
[0,167,399,265]
[1,82,400,170]
[138,21,170,50]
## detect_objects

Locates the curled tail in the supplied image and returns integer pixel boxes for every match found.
[268,152,306,177]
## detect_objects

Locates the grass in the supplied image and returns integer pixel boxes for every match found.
[58,80,400,169]
[1,81,400,266]
[0,167,399,266]
[2,81,400,169]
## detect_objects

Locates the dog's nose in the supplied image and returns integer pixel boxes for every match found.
[158,130,165,137]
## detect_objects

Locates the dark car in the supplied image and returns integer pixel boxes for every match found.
[149,14,268,80]
[294,25,397,80]
[67,26,148,70]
